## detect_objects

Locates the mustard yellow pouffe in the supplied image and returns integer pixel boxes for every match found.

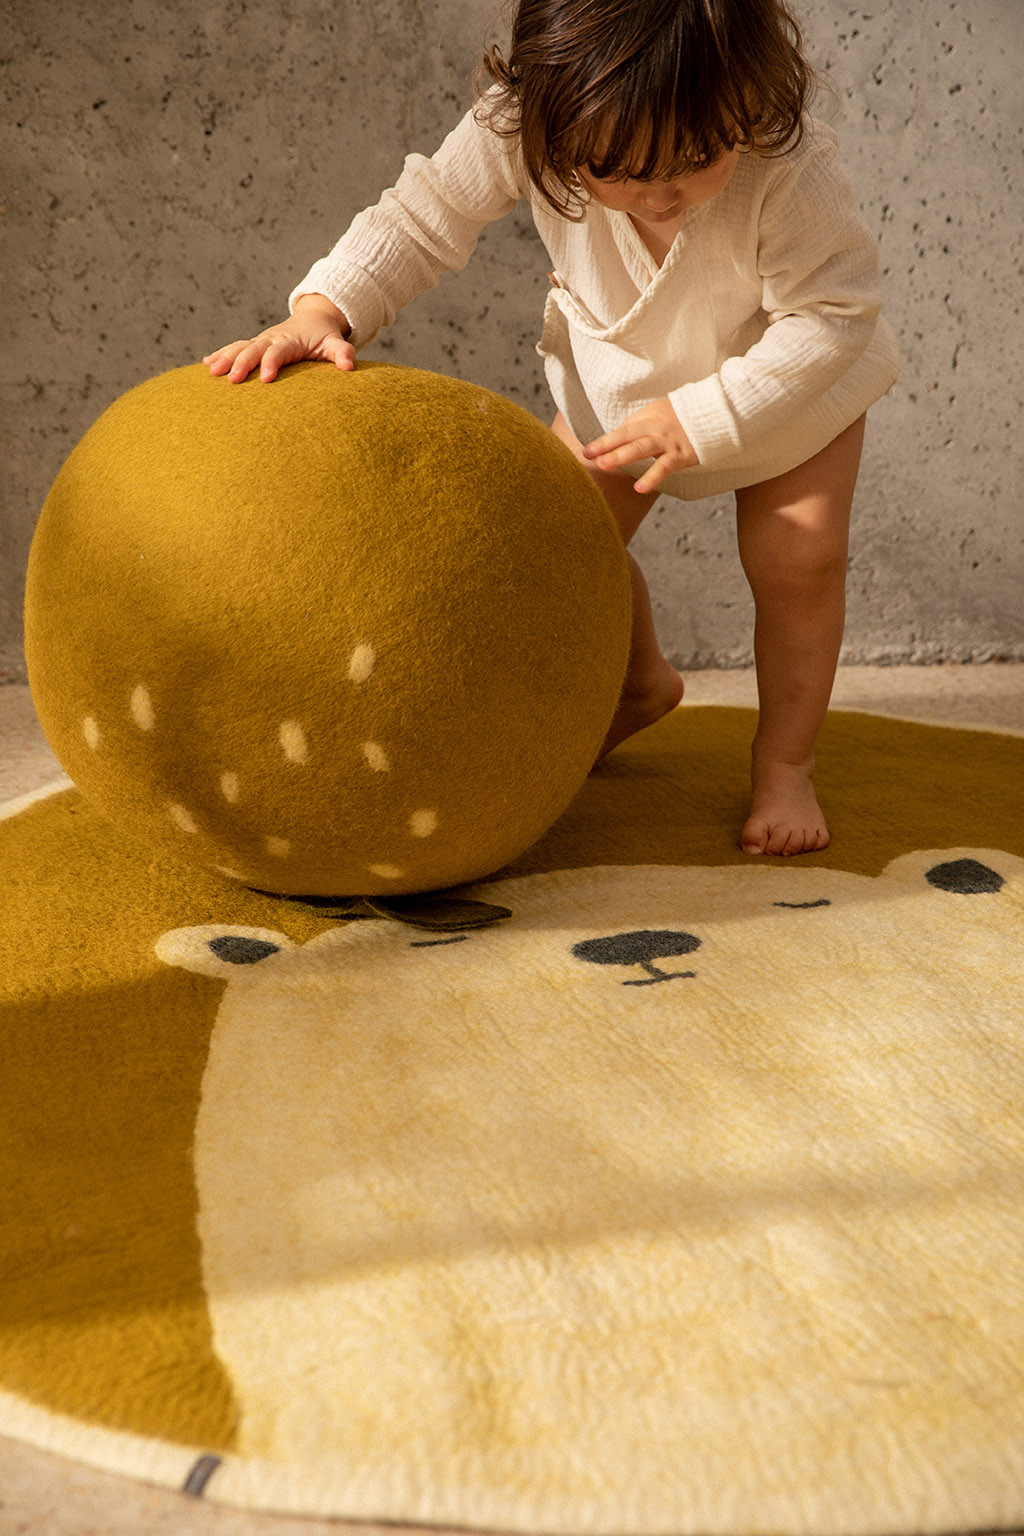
[24,361,631,896]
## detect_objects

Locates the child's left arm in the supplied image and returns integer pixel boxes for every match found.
[587,125,894,487]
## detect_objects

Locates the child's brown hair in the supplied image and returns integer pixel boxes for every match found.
[478,0,813,217]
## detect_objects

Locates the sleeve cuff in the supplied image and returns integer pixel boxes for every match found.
[668,378,743,471]
[287,259,390,350]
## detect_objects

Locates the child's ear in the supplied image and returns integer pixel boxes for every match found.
[155,925,295,977]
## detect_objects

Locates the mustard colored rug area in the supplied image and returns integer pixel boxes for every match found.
[2,706,1023,1534]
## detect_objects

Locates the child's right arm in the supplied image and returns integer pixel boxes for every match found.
[203,293,355,384]
[203,100,523,385]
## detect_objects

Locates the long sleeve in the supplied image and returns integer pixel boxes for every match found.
[668,127,885,468]
[289,104,525,347]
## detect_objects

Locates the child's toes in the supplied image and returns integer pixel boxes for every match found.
[771,824,802,856]
[740,813,770,854]
[783,821,830,856]
[741,813,830,856]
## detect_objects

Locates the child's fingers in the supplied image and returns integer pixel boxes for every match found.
[262,332,354,379]
[202,332,295,382]
[633,458,672,494]
[203,342,251,376]
[583,399,695,488]
[582,425,633,461]
[204,324,354,383]
[201,340,265,380]
[589,435,660,472]
[322,335,357,372]
[227,341,275,382]
[258,337,302,382]
[229,335,299,382]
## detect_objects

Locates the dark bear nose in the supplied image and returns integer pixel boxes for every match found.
[572,929,700,985]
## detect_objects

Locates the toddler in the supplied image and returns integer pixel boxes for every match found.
[204,0,899,856]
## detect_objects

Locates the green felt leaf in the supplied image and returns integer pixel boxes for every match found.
[365,894,514,931]
[251,888,513,932]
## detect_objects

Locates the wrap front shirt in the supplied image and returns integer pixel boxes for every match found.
[290,102,899,499]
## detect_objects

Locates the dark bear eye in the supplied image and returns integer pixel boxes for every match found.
[208,935,281,965]
[926,859,1004,895]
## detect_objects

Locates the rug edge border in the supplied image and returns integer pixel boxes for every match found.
[5,1381,1022,1536]
[0,776,74,823]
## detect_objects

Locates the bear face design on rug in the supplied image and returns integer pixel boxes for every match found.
[154,848,1024,1535]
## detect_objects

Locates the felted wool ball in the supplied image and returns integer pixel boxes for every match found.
[25,361,631,896]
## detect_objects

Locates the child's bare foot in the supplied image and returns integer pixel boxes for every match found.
[597,658,684,761]
[741,759,830,856]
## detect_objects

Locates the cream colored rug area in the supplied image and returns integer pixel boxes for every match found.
[1,706,1022,1534]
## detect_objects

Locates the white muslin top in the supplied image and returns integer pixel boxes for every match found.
[290,102,900,499]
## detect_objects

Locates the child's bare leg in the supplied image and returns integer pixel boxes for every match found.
[734,414,866,855]
[551,412,684,755]
[599,552,686,756]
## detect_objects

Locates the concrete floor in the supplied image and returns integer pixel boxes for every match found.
[1,667,1021,1536]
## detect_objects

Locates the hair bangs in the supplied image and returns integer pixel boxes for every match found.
[569,61,742,186]
[477,0,813,219]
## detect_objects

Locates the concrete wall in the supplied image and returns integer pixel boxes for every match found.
[3,0,1021,681]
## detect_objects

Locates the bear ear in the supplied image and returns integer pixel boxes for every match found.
[155,924,294,977]
[881,848,1023,895]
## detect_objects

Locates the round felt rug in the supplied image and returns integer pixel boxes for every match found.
[1,706,1022,1535]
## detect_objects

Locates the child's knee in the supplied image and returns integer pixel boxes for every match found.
[742,525,848,607]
